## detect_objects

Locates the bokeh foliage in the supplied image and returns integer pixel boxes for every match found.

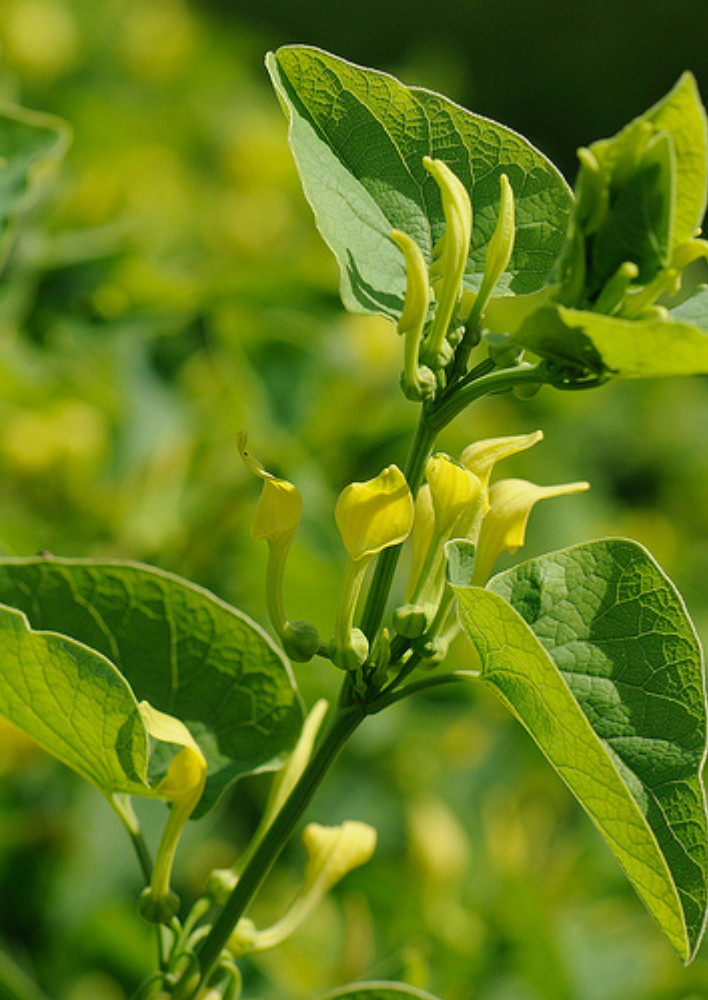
[0,2,706,999]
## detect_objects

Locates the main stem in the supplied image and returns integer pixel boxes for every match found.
[176,702,366,998]
[359,412,437,642]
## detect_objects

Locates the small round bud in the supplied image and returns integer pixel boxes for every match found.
[227,916,259,957]
[393,603,433,639]
[330,628,368,671]
[413,635,449,666]
[485,333,523,369]
[138,887,180,924]
[206,867,238,904]
[282,620,321,662]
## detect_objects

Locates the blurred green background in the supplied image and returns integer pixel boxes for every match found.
[0,2,707,999]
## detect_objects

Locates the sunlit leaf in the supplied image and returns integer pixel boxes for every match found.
[0,558,303,816]
[267,45,572,319]
[452,538,708,961]
[514,302,708,377]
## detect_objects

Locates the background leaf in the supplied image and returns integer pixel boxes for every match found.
[267,45,572,319]
[317,984,441,1000]
[453,538,708,961]
[0,558,303,816]
[0,602,150,800]
[514,302,708,377]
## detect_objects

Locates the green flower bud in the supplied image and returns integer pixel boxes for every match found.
[206,867,238,905]
[282,620,320,662]
[485,332,524,369]
[393,602,435,639]
[138,886,180,925]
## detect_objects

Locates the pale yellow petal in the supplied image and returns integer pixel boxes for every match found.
[426,453,482,536]
[460,431,544,492]
[336,465,414,561]
[302,820,377,892]
[473,478,590,584]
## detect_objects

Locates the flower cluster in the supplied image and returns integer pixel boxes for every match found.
[241,429,587,677]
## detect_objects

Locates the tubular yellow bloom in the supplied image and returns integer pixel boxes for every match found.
[238,432,302,542]
[460,430,544,493]
[396,457,482,639]
[390,229,437,401]
[473,478,590,584]
[138,702,207,923]
[333,465,413,669]
[302,820,378,892]
[422,156,473,366]
[426,453,482,537]
[228,820,377,957]
[208,699,330,903]
[335,465,414,561]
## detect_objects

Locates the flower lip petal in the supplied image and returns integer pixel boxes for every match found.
[336,464,414,561]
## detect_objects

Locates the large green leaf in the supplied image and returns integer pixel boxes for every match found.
[0,602,151,799]
[0,558,303,816]
[267,46,572,319]
[514,302,708,377]
[452,538,708,961]
[317,985,440,1000]
[0,104,70,248]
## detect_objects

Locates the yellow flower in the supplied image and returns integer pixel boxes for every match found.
[473,478,590,584]
[238,432,302,541]
[137,702,206,924]
[460,431,544,494]
[396,457,482,639]
[239,433,318,661]
[228,820,377,957]
[302,820,378,892]
[426,453,482,537]
[336,465,414,561]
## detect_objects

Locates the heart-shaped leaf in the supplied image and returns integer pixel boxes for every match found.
[452,538,707,961]
[0,558,303,816]
[267,46,572,319]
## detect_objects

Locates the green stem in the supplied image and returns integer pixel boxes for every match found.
[114,797,170,972]
[173,702,367,999]
[359,413,438,642]
[429,364,548,430]
[370,669,472,713]
[127,826,154,885]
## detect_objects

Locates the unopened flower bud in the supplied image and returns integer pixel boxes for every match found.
[421,156,472,367]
